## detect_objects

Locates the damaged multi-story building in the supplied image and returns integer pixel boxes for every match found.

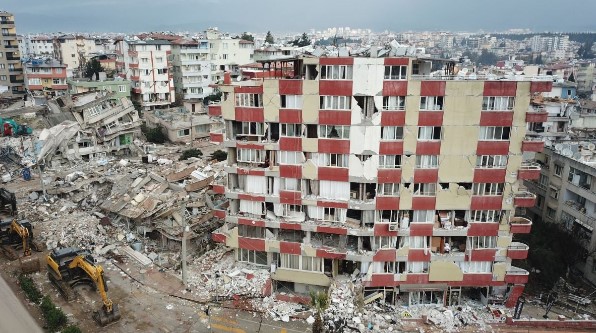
[39,91,141,166]
[209,52,554,307]
[144,107,212,144]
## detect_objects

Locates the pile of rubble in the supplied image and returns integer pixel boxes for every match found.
[252,296,309,322]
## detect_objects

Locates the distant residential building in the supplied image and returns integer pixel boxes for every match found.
[24,58,67,97]
[54,35,98,75]
[0,11,24,96]
[206,28,254,83]
[170,37,211,110]
[144,107,211,143]
[575,61,596,94]
[68,78,131,99]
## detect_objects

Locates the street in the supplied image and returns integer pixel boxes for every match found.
[0,274,42,333]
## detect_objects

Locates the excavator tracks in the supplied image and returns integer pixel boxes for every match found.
[1,244,18,260]
[47,271,76,302]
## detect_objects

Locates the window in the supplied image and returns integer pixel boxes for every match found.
[141,58,149,63]
[382,96,406,110]
[384,65,407,80]
[237,225,266,238]
[478,126,511,141]
[374,236,397,250]
[236,93,263,107]
[378,183,400,196]
[177,129,190,137]
[155,57,163,63]
[482,96,515,111]
[476,155,508,168]
[407,236,429,249]
[320,65,353,80]
[281,123,302,137]
[52,79,61,84]
[320,95,351,110]
[278,151,303,165]
[472,183,504,196]
[458,261,492,273]
[237,122,264,136]
[418,126,442,140]
[311,153,349,167]
[379,155,402,169]
[0,64,4,69]
[280,204,303,217]
[118,85,127,92]
[55,68,62,74]
[420,96,444,110]
[546,207,556,218]
[280,95,303,108]
[407,261,429,273]
[549,187,559,199]
[412,210,435,223]
[222,54,228,60]
[237,148,265,163]
[319,125,349,139]
[381,126,403,140]
[470,210,501,222]
[554,164,563,177]
[308,206,346,222]
[536,194,544,208]
[416,155,439,168]
[28,78,41,85]
[468,236,497,249]
[0,75,6,81]
[280,254,323,272]
[236,249,267,265]
[376,210,399,223]
[413,183,436,196]
[157,68,168,74]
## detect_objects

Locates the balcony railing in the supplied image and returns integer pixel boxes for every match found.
[0,20,15,24]
[518,162,541,180]
[509,216,533,233]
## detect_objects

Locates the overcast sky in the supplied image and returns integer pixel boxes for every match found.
[3,0,596,34]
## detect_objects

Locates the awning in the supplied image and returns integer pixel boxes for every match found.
[399,283,448,292]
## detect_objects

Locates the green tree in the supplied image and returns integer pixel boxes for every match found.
[141,124,167,144]
[179,148,203,161]
[240,32,254,42]
[291,32,311,47]
[476,49,499,65]
[84,58,104,80]
[310,291,328,333]
[210,149,228,162]
[265,31,275,44]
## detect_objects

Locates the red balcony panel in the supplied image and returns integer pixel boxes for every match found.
[476,141,510,155]
[279,109,302,123]
[369,274,397,287]
[316,249,346,259]
[521,140,544,153]
[416,141,441,155]
[235,107,264,122]
[462,273,494,286]
[208,104,222,116]
[409,222,434,236]
[129,63,139,68]
[317,200,349,209]
[279,79,302,95]
[374,223,398,237]
[471,196,503,210]
[280,222,303,231]
[318,138,350,154]
[238,218,266,228]
[319,110,352,125]
[319,80,353,96]
[420,81,446,96]
[318,167,348,181]
[28,85,43,90]
[408,249,431,261]
[518,168,541,180]
[236,142,264,150]
[412,197,436,210]
[384,58,409,66]
[279,137,302,151]
[279,165,302,178]
[376,196,400,210]
[465,249,497,261]
[380,111,406,126]
[280,190,302,205]
[379,141,404,155]
[514,193,536,207]
[234,86,263,94]
[210,132,223,143]
[418,111,444,126]
[320,57,354,65]
[479,111,514,126]
[414,169,439,183]
[473,169,506,183]
[374,249,397,262]
[212,232,226,243]
[504,272,529,284]
[130,75,140,81]
[237,168,265,176]
[530,81,553,93]
[467,222,499,237]
[280,241,302,255]
[316,225,348,235]
[238,193,265,202]
[483,81,517,96]
[405,273,430,284]
[377,169,402,183]
[509,217,533,234]
[212,184,225,194]
[383,81,408,96]
[238,237,265,251]
[525,111,548,123]
[214,209,226,219]
[507,246,529,260]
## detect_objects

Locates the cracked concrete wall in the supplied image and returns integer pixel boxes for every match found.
[429,261,464,282]
[263,79,280,122]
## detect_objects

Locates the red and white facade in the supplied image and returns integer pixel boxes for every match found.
[24,59,67,97]
[210,56,552,307]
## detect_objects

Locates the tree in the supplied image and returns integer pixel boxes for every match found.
[310,291,329,333]
[141,124,167,144]
[265,31,275,44]
[578,41,595,59]
[534,54,544,65]
[291,32,311,47]
[240,32,254,42]
[179,148,203,161]
[476,49,499,65]
[210,149,227,162]
[84,58,104,80]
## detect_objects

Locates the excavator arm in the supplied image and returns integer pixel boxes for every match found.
[68,256,114,313]
[10,220,31,257]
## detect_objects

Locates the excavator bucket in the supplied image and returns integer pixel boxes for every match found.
[93,304,121,326]
[19,256,40,273]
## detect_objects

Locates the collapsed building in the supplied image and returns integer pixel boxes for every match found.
[144,107,212,144]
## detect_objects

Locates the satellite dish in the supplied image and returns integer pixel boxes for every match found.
[562,148,573,157]
[588,143,595,150]
[545,139,552,147]
[555,143,563,151]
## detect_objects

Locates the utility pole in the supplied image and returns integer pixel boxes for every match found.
[181,216,188,286]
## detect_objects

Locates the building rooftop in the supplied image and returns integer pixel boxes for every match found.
[127,39,171,45]
[545,141,596,167]
[26,59,67,68]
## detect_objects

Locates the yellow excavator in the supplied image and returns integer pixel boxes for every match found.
[1,219,43,272]
[47,247,121,326]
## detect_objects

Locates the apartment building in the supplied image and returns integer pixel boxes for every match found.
[68,78,131,99]
[24,59,67,97]
[0,11,24,96]
[209,55,553,307]
[114,39,175,110]
[170,38,211,111]
[54,35,97,75]
[206,28,254,83]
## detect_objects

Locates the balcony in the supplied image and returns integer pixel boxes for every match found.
[208,103,222,116]
[6,56,20,61]
[3,44,18,49]
[507,242,529,260]
[509,216,533,234]
[526,108,549,123]
[504,266,529,284]
[517,162,541,180]
[514,191,536,207]
[0,20,15,25]
[1,33,16,37]
[521,138,544,152]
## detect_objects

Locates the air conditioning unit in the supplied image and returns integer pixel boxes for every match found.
[388,223,399,231]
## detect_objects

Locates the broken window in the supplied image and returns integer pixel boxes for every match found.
[472,183,504,196]
[470,210,502,223]
[420,96,444,111]
[354,96,378,118]
[415,155,439,168]
[278,229,305,242]
[476,155,508,168]
[482,96,515,111]
[376,210,399,223]
[413,183,437,196]
[382,96,406,111]
[320,95,351,110]
[236,249,268,266]
[280,204,303,217]
[280,95,303,109]
[319,125,350,139]
[177,128,190,137]
[384,65,407,80]
[236,121,265,136]
[379,155,402,169]
[305,64,318,80]
[478,126,511,141]
[467,236,497,249]
[377,183,399,196]
[237,225,266,238]
[350,182,376,200]
[381,126,404,140]
[305,124,318,138]
[418,126,442,140]
[235,93,263,107]
[280,178,301,191]
[320,65,353,80]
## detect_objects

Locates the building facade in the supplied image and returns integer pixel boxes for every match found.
[0,11,24,96]
[206,28,254,83]
[68,78,131,99]
[170,38,211,109]
[24,59,67,97]
[209,55,553,307]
